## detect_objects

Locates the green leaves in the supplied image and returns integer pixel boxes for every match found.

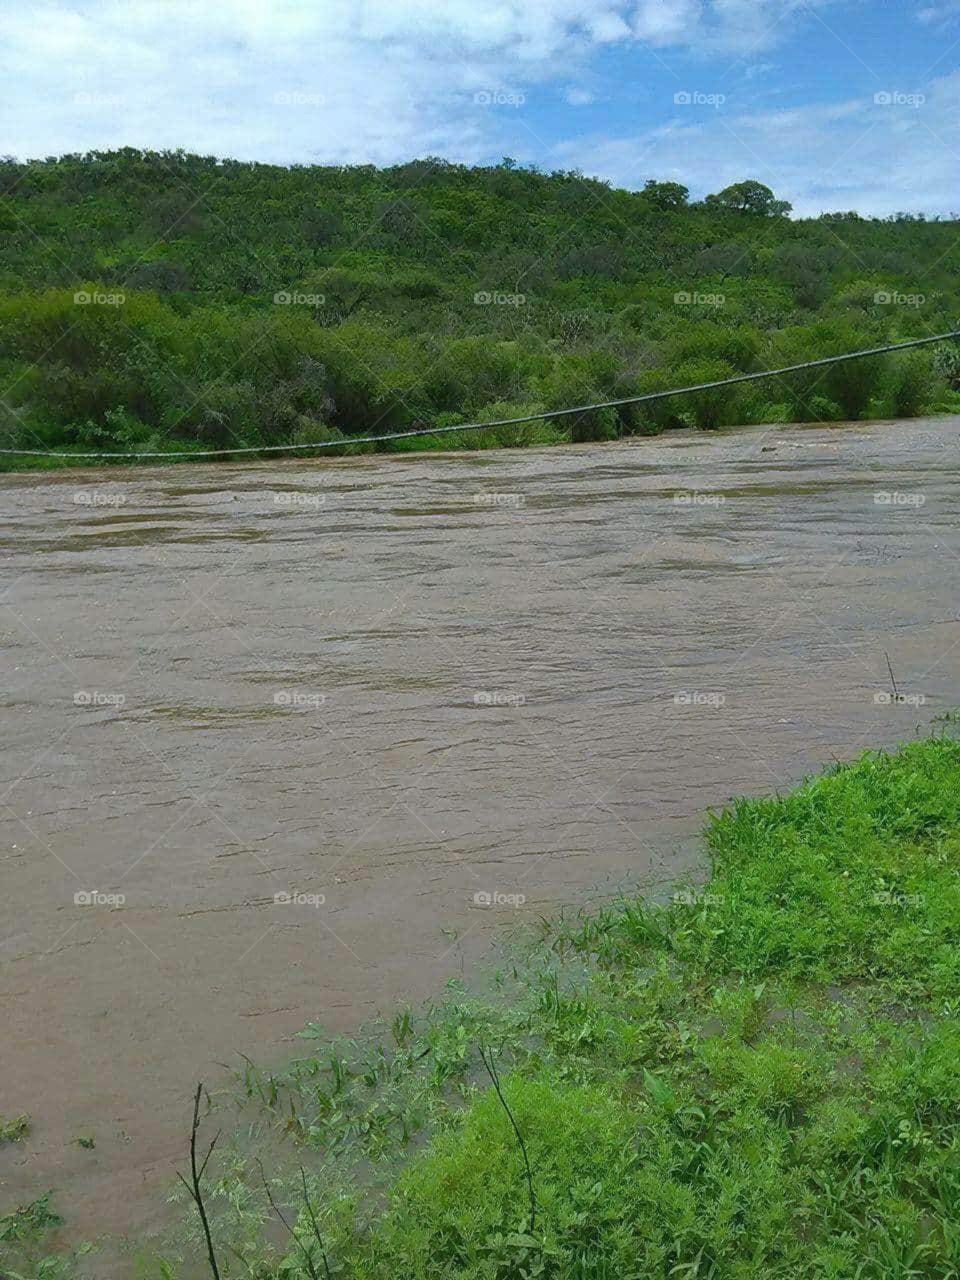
[0,1194,62,1243]
[0,1113,30,1143]
[641,1068,678,1114]
[3,153,958,468]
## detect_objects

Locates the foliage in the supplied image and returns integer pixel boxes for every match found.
[0,1196,62,1245]
[0,151,957,465]
[705,179,793,217]
[0,1192,94,1280]
[0,1114,30,1143]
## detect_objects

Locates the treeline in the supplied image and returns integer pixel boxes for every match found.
[1,150,958,459]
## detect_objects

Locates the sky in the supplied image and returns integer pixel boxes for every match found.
[1,0,958,217]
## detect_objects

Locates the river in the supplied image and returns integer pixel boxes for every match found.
[2,416,958,1260]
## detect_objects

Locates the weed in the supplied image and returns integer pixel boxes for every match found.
[0,1114,30,1143]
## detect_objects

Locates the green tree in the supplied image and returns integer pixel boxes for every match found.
[705,180,792,217]
[642,179,689,210]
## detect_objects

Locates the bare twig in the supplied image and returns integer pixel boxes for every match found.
[478,1044,537,1234]
[300,1165,334,1280]
[885,650,900,700]
[176,1083,222,1280]
[257,1159,328,1280]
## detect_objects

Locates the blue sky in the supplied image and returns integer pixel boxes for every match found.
[2,0,958,216]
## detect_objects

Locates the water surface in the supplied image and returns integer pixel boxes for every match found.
[2,417,958,1254]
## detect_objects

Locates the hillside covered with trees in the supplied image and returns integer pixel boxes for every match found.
[1,150,958,460]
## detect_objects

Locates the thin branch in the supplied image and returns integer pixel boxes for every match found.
[179,1082,222,1280]
[300,1165,334,1280]
[885,650,900,699]
[257,1159,322,1280]
[478,1044,537,1234]
[198,1132,220,1182]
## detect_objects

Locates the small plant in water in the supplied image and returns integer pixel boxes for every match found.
[0,1113,30,1142]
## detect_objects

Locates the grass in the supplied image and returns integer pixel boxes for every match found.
[0,1115,30,1143]
[6,735,960,1278]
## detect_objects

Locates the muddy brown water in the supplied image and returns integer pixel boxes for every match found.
[2,417,959,1264]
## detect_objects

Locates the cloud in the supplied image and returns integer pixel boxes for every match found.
[0,0,838,166]
[552,69,960,217]
[632,0,703,45]
[918,1,960,23]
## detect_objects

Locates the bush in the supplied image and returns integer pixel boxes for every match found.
[672,358,741,430]
[477,399,549,448]
[617,366,684,435]
[888,351,936,418]
[824,354,887,420]
[801,394,843,422]
[537,361,620,442]
[570,404,619,443]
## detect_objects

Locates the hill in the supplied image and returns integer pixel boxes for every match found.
[1,151,958,459]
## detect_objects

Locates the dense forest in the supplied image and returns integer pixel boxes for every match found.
[1,149,958,460]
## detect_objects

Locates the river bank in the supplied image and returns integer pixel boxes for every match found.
[6,733,960,1276]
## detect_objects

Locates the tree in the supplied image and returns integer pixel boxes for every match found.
[300,205,343,249]
[642,180,689,211]
[705,180,792,217]
[127,258,191,292]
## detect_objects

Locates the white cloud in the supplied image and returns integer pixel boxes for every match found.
[565,86,597,105]
[918,1,960,23]
[0,0,840,166]
[632,0,703,45]
[553,68,960,217]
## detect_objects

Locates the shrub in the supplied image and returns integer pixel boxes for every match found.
[570,404,619,442]
[888,351,935,418]
[672,358,741,430]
